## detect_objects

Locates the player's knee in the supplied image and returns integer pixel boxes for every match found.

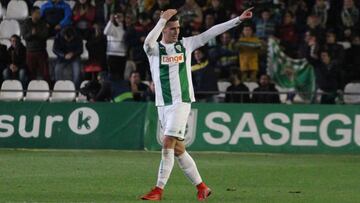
[174,147,185,157]
[162,136,177,149]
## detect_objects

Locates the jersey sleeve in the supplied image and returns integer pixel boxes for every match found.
[183,17,242,52]
[143,18,167,56]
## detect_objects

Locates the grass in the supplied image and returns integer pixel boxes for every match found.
[0,149,360,203]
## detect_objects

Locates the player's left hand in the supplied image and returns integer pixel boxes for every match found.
[239,7,254,21]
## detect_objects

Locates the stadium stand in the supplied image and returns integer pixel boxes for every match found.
[46,39,56,59]
[275,85,290,103]
[4,0,28,20]
[81,40,89,60]
[76,80,89,102]
[0,39,10,47]
[24,80,50,101]
[33,0,47,8]
[50,80,76,102]
[244,82,259,99]
[343,82,360,104]
[0,20,21,39]
[0,2,4,19]
[214,81,231,102]
[0,80,23,101]
[0,1,359,104]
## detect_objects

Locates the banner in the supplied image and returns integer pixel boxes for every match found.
[144,103,360,154]
[0,102,147,149]
[2,102,360,153]
[267,38,316,100]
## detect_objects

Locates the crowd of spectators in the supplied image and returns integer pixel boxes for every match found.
[0,0,359,104]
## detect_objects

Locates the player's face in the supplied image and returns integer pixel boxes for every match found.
[162,20,180,43]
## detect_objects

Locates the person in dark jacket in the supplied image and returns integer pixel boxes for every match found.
[252,74,281,103]
[191,48,218,102]
[53,27,83,88]
[72,0,96,40]
[2,35,28,86]
[323,30,345,65]
[21,6,50,82]
[308,49,343,104]
[0,43,9,83]
[40,0,72,37]
[225,69,250,103]
[85,24,107,74]
[344,34,360,82]
[129,70,148,101]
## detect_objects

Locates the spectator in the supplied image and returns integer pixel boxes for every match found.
[210,32,238,79]
[252,74,281,103]
[293,0,310,35]
[81,71,134,102]
[344,34,360,82]
[124,0,140,19]
[104,11,128,80]
[200,12,217,48]
[203,0,227,24]
[2,35,27,87]
[40,0,72,37]
[304,15,325,44]
[152,9,162,23]
[308,49,342,104]
[255,8,276,40]
[336,0,359,40]
[191,48,218,102]
[144,80,155,102]
[0,42,9,82]
[125,13,152,80]
[312,0,330,28]
[178,0,203,30]
[80,71,112,102]
[148,0,171,18]
[129,70,148,101]
[21,6,50,82]
[72,0,96,40]
[276,10,299,57]
[225,69,250,103]
[298,30,321,59]
[323,29,345,65]
[237,24,262,82]
[95,0,120,29]
[53,27,83,88]
[85,24,107,73]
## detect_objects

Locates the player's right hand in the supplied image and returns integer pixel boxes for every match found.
[160,9,177,21]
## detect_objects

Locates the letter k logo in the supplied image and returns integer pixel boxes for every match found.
[69,107,99,135]
[77,111,91,130]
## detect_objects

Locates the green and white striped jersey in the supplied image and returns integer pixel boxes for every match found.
[144,17,242,106]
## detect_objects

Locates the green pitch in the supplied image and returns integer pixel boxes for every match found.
[1,149,360,203]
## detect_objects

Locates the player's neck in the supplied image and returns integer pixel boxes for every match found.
[161,38,177,44]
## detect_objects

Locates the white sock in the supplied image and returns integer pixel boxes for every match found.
[176,151,202,186]
[156,149,175,189]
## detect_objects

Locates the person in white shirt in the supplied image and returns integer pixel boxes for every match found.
[140,8,254,201]
[104,11,127,80]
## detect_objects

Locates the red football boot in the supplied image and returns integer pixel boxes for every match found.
[141,187,163,201]
[196,182,212,201]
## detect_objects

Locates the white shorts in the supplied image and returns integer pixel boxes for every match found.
[157,102,191,140]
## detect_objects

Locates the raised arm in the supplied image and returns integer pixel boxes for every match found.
[184,7,254,52]
[143,9,177,54]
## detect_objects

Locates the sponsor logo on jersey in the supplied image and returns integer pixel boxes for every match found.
[161,53,184,65]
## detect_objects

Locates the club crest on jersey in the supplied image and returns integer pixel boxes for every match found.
[161,53,184,65]
[175,45,182,52]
